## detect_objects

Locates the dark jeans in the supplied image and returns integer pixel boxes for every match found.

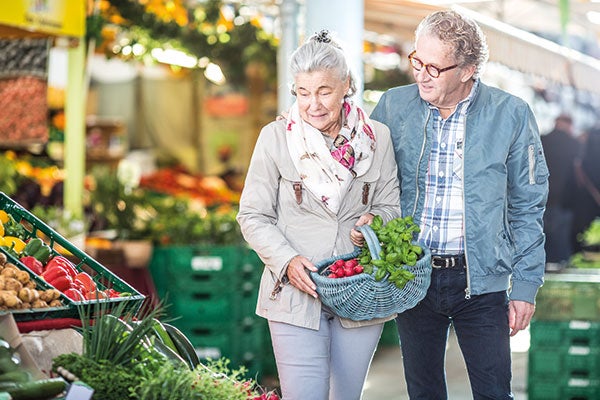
[396,266,513,400]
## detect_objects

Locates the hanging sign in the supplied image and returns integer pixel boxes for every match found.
[0,0,85,38]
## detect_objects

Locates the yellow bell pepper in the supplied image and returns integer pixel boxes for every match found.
[0,210,8,224]
[0,221,4,237]
[2,236,26,253]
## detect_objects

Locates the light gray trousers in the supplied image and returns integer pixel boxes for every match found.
[268,308,384,400]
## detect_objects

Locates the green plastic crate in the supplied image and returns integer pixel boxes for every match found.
[529,345,600,378]
[528,377,600,400]
[535,273,600,321]
[530,320,600,348]
[0,192,145,320]
[149,245,261,294]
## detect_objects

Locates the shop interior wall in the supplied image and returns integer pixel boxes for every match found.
[89,69,277,177]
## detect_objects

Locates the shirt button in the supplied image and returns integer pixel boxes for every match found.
[436,197,441,203]
[433,226,439,231]
[441,143,446,149]
[439,172,444,177]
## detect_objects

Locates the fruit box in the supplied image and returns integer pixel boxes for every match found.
[0,192,145,321]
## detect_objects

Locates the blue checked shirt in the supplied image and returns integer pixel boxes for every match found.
[419,82,479,255]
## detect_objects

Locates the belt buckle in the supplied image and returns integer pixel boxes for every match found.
[432,256,456,269]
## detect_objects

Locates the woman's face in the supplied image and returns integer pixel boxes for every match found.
[294,69,349,137]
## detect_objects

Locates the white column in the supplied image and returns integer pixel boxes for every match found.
[277,0,300,112]
[305,0,364,107]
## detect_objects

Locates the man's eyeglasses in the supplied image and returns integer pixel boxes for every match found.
[408,50,458,78]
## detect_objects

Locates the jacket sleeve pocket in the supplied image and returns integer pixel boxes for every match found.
[528,143,549,185]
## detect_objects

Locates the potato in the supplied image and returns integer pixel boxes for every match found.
[18,288,36,303]
[15,270,30,285]
[0,291,21,308]
[48,299,63,308]
[40,289,61,303]
[31,299,48,308]
[0,253,6,266]
[3,278,22,293]
[1,268,17,279]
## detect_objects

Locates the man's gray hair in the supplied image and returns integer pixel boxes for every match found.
[416,10,489,79]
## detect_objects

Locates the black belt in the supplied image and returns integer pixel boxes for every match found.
[431,254,466,269]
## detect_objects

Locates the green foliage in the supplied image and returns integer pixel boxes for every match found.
[53,353,141,400]
[0,153,21,196]
[359,215,423,288]
[578,218,600,246]
[99,0,278,88]
[135,358,255,400]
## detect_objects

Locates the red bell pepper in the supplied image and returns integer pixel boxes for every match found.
[74,272,96,294]
[44,256,78,277]
[41,266,74,292]
[19,256,44,275]
[64,288,85,301]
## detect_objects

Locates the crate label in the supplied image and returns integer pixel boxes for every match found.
[191,256,223,271]
[569,320,591,330]
[568,378,590,387]
[195,347,222,359]
[569,346,590,356]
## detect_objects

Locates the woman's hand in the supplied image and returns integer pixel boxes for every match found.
[350,213,374,247]
[286,255,318,298]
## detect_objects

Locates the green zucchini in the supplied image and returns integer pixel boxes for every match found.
[152,337,189,369]
[162,323,200,369]
[7,377,67,400]
[151,318,179,354]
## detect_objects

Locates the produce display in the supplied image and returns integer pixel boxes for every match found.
[0,337,67,399]
[0,252,63,311]
[52,302,279,400]
[0,193,145,321]
[0,210,130,303]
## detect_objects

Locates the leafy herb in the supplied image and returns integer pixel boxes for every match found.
[359,215,423,289]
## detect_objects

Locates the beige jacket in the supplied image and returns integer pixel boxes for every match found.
[237,119,401,330]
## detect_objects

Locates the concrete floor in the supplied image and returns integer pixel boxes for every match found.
[363,327,529,400]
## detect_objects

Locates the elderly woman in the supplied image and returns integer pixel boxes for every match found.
[236,31,401,399]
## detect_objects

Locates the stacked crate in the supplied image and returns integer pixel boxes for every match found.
[149,245,276,379]
[528,273,600,400]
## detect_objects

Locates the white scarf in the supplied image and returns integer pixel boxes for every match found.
[286,99,376,213]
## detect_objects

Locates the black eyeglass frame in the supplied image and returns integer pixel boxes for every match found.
[408,50,459,78]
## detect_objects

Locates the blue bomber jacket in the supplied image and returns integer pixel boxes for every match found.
[371,81,549,304]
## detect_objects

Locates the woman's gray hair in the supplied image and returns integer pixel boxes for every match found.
[415,10,489,79]
[289,30,357,97]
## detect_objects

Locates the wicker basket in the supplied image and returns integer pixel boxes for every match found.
[310,225,431,321]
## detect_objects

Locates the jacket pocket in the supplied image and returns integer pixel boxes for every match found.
[528,143,549,185]
[355,169,381,206]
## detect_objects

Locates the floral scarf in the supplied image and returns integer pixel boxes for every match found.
[286,99,376,213]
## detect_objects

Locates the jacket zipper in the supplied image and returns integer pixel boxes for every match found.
[461,116,471,300]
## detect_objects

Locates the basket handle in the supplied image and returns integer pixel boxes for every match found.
[357,224,381,261]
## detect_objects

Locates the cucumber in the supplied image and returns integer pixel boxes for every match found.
[162,323,200,369]
[7,377,66,400]
[0,370,31,383]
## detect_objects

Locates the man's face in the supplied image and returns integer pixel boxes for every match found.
[412,35,474,109]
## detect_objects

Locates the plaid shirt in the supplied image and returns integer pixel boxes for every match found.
[419,82,479,255]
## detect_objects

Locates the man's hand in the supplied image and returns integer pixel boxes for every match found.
[286,255,318,298]
[508,300,535,336]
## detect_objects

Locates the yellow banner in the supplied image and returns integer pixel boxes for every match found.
[0,0,86,37]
